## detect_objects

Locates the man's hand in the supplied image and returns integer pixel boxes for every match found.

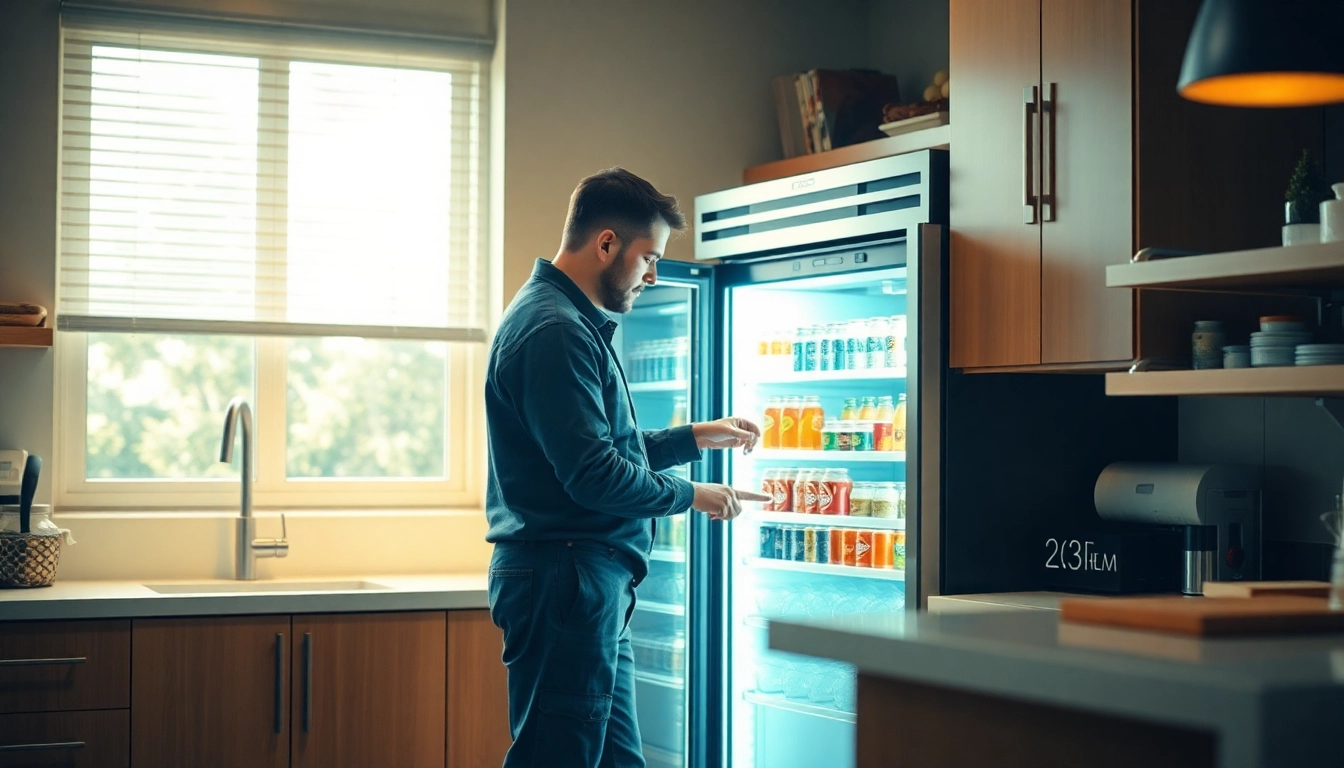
[692,417,761,454]
[691,483,770,521]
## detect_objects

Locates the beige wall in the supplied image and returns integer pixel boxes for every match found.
[0,0,887,579]
[499,0,872,300]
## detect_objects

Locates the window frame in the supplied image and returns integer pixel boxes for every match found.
[55,25,489,511]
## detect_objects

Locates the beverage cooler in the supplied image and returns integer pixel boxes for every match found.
[618,150,947,768]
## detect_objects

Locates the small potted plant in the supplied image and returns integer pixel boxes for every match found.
[1283,149,1332,245]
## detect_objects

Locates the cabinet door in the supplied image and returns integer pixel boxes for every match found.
[131,616,290,768]
[949,0,1043,368]
[447,610,511,768]
[0,710,129,768]
[0,620,129,714]
[292,612,446,768]
[1040,0,1135,365]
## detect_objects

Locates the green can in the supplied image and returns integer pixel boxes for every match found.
[853,424,875,452]
[821,421,838,451]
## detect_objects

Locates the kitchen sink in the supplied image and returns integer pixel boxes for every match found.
[146,580,390,595]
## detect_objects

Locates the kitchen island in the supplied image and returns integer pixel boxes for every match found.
[770,609,1344,768]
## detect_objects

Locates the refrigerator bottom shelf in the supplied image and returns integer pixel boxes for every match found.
[635,669,686,689]
[744,690,856,723]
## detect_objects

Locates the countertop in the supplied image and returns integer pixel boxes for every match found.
[770,610,1344,768]
[0,574,488,621]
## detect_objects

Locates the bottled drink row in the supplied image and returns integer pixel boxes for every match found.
[628,337,688,384]
[761,468,905,518]
[756,315,908,374]
[762,395,906,451]
[759,524,906,570]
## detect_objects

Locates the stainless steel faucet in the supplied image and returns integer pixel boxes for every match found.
[220,397,288,580]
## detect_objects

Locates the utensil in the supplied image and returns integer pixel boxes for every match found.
[19,455,40,534]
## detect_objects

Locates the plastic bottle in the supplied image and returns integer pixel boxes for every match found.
[885,315,907,369]
[793,326,809,372]
[892,394,907,452]
[781,397,804,450]
[874,395,896,451]
[763,397,783,450]
[829,323,848,370]
[846,319,867,369]
[800,396,825,450]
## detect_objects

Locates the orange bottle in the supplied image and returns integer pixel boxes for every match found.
[780,397,803,449]
[762,397,783,450]
[799,396,824,450]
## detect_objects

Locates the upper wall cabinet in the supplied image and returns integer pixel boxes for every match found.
[949,0,1324,370]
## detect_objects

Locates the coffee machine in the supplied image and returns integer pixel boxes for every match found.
[1094,463,1262,594]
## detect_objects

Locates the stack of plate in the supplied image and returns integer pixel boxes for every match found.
[1295,344,1344,366]
[1249,331,1312,367]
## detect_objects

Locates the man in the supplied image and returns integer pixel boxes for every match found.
[485,167,767,768]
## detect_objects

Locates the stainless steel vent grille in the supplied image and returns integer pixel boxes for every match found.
[693,151,943,261]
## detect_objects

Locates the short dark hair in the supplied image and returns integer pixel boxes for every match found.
[561,167,686,252]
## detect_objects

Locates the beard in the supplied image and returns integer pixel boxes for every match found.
[597,246,641,313]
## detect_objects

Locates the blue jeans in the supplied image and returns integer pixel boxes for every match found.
[488,540,645,768]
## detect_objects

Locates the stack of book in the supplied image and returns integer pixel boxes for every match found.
[771,69,901,158]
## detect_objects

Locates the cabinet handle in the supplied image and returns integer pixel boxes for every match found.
[1023,85,1038,224]
[0,741,85,753]
[0,656,86,667]
[274,633,284,735]
[1041,82,1056,222]
[302,632,313,733]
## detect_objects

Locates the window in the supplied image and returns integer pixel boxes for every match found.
[56,17,489,508]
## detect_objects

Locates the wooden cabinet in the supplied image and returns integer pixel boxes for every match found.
[950,0,1324,370]
[131,616,290,768]
[0,710,130,768]
[0,620,129,714]
[447,610,511,768]
[291,612,446,768]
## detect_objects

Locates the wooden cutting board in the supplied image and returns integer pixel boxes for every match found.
[1059,596,1344,637]
[1200,580,1331,599]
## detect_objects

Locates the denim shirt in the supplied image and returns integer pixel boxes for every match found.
[485,259,700,570]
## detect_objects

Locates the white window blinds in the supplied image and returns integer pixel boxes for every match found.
[58,15,489,341]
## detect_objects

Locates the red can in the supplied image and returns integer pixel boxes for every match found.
[801,470,821,514]
[775,470,796,513]
[841,529,858,566]
[818,469,852,515]
[791,469,809,513]
[872,530,895,569]
[760,469,777,512]
[854,530,874,568]
[829,528,845,564]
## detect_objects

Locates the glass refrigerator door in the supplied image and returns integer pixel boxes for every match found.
[612,273,704,768]
[725,266,910,768]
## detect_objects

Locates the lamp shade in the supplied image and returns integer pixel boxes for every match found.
[1178,0,1344,107]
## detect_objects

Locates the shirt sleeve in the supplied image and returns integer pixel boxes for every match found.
[502,321,695,518]
[642,426,702,473]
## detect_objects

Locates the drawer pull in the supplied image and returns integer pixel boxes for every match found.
[0,741,86,753]
[302,632,313,733]
[0,656,87,667]
[274,633,284,735]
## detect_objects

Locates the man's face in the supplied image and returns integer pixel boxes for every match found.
[597,219,671,314]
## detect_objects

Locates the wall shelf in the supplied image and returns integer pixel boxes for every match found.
[743,124,950,185]
[1105,242,1344,292]
[0,327,53,348]
[743,691,855,723]
[1105,365,1344,398]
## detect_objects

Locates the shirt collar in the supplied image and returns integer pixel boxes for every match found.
[532,258,618,339]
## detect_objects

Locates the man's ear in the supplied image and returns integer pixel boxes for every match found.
[595,229,620,263]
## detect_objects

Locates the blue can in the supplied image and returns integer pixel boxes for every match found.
[812,528,830,564]
[759,524,778,559]
[845,336,861,369]
[831,331,847,370]
[803,337,818,372]
[786,526,806,561]
[773,525,787,560]
[819,337,832,371]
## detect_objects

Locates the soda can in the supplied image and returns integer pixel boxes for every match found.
[774,525,787,560]
[819,337,832,371]
[803,333,818,372]
[814,529,830,565]
[893,531,907,569]
[759,524,778,558]
[853,426,875,452]
[829,528,845,564]
[872,530,895,569]
[841,529,858,566]
[830,326,847,370]
[787,526,806,561]
[803,527,818,563]
[855,530,874,568]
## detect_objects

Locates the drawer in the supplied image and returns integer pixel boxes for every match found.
[0,621,130,714]
[0,710,129,768]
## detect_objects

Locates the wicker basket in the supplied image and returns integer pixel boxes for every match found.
[0,531,62,588]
